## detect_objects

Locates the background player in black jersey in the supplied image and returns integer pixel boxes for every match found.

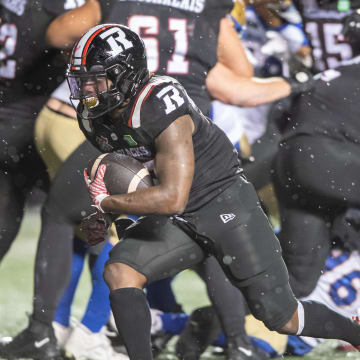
[0,1,118,359]
[0,0,104,264]
[226,0,360,298]
[0,0,66,264]
[292,0,360,71]
[249,0,360,299]
[63,23,360,360]
[272,61,360,297]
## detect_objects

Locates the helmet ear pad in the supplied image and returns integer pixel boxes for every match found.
[109,63,149,102]
[103,64,129,98]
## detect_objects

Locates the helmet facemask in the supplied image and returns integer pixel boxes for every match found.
[67,64,125,120]
[68,62,148,120]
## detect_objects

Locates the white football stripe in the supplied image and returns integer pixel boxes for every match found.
[90,154,108,180]
[73,24,107,60]
[127,168,150,193]
[73,24,121,62]
[131,77,172,128]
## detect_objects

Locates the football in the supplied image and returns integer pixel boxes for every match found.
[87,153,153,195]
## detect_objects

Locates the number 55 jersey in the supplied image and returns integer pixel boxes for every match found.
[105,0,233,115]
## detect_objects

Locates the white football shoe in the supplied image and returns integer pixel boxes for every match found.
[52,321,72,349]
[64,323,129,360]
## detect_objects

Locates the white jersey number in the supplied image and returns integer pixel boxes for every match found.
[128,15,189,74]
[305,21,352,71]
[0,23,18,79]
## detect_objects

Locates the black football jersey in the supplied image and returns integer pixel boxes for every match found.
[78,75,241,213]
[0,0,82,103]
[105,0,233,115]
[295,0,360,72]
[282,61,360,143]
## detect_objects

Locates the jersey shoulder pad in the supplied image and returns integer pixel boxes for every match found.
[127,76,191,140]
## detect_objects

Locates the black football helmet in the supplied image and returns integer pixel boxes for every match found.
[67,24,149,120]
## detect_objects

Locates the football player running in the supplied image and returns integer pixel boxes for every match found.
[67,23,360,360]
[272,59,360,297]
[1,2,315,359]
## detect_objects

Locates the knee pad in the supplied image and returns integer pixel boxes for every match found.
[289,274,317,299]
[239,257,298,332]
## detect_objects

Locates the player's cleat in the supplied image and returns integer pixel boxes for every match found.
[176,306,222,360]
[151,332,173,358]
[336,317,360,352]
[226,335,270,360]
[104,313,128,355]
[0,317,63,360]
[64,323,129,360]
[150,308,174,357]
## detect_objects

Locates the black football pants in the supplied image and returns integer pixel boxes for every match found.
[242,119,281,190]
[0,97,49,262]
[107,176,298,331]
[272,134,360,297]
[33,140,99,323]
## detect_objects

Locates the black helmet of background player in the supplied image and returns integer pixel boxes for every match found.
[67,24,149,120]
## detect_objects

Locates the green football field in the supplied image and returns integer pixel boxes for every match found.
[0,208,358,360]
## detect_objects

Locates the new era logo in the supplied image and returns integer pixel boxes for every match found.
[220,213,236,223]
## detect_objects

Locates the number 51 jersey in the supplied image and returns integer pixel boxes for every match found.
[105,0,233,115]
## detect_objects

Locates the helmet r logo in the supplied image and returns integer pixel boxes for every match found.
[100,27,133,56]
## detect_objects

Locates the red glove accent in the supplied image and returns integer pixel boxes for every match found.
[84,164,110,211]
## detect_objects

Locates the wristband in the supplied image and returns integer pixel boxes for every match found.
[285,71,314,95]
[93,193,110,213]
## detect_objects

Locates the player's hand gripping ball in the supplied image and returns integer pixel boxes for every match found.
[82,153,153,245]
[85,153,153,203]
[84,163,109,213]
